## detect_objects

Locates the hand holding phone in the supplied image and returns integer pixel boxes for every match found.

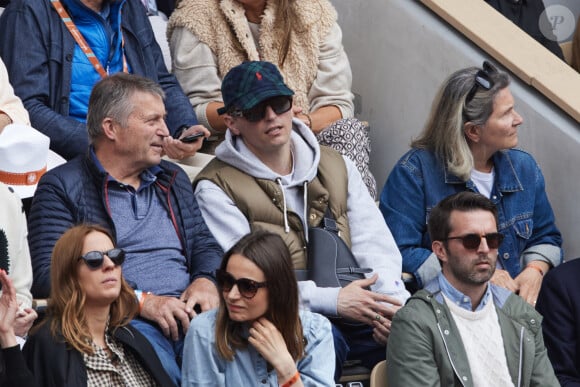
[180,132,205,143]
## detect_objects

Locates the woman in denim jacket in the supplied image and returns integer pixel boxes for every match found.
[182,230,335,386]
[380,61,562,305]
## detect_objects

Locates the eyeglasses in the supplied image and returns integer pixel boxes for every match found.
[465,61,497,105]
[443,232,504,250]
[229,96,292,122]
[79,248,126,269]
[216,269,267,299]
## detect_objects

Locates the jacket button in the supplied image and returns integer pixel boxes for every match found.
[309,214,316,220]
[436,309,440,314]
[66,54,73,61]
[503,252,510,259]
[462,376,468,381]
[261,379,267,384]
[444,329,449,335]
[530,319,536,325]
[272,198,277,202]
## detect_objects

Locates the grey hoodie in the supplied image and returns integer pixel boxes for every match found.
[195,119,409,313]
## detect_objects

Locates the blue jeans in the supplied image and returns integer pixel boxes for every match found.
[332,322,385,382]
[131,318,184,386]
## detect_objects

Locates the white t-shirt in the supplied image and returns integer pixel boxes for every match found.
[471,168,495,198]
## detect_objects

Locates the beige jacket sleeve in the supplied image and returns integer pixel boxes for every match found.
[0,59,30,125]
[170,27,223,134]
[308,22,354,118]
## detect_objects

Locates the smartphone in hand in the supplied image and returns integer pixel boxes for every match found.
[180,132,205,143]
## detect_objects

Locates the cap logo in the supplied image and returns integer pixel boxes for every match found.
[256,71,262,81]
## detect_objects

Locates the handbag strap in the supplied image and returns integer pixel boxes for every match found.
[320,207,339,233]
[294,269,308,281]
[336,267,373,275]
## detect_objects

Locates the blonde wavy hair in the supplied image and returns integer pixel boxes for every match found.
[411,63,509,180]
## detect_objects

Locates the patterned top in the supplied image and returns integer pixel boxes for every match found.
[83,331,156,387]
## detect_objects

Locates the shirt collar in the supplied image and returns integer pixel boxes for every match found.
[442,150,523,193]
[437,272,492,312]
[90,146,162,188]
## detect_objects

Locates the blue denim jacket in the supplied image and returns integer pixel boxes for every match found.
[0,0,197,160]
[380,148,562,287]
[182,309,336,386]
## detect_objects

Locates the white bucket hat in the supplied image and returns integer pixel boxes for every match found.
[0,124,66,199]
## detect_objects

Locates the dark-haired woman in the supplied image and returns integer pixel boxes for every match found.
[182,231,335,386]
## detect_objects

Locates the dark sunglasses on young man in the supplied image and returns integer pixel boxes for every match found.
[216,269,267,299]
[443,232,504,250]
[79,248,126,269]
[229,96,292,122]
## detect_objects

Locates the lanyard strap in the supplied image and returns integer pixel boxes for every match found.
[50,0,127,78]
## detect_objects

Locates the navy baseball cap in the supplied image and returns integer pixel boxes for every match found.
[218,61,294,115]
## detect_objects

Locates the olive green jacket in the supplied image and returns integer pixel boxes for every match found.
[387,281,558,387]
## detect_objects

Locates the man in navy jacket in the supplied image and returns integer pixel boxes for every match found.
[537,258,580,386]
[27,73,222,385]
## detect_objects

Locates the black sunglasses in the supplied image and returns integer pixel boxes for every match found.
[465,61,497,105]
[229,96,292,122]
[216,269,267,299]
[79,248,126,269]
[443,232,504,250]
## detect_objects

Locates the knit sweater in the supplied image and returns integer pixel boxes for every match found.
[445,294,514,387]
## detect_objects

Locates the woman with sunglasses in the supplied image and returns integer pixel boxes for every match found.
[182,230,335,386]
[167,0,377,199]
[379,61,562,305]
[21,224,174,387]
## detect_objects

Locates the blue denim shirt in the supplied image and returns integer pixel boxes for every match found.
[438,273,492,312]
[0,0,197,160]
[182,309,336,386]
[380,148,562,287]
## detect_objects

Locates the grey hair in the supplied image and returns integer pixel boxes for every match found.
[411,64,510,180]
[86,73,165,143]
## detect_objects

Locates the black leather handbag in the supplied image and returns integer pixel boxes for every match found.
[307,208,372,288]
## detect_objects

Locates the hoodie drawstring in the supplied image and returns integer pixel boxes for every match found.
[276,178,290,233]
[302,181,309,241]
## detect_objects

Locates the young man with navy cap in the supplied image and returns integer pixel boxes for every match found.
[193,61,410,379]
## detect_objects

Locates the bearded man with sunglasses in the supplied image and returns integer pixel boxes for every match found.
[193,61,410,380]
[387,191,558,386]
